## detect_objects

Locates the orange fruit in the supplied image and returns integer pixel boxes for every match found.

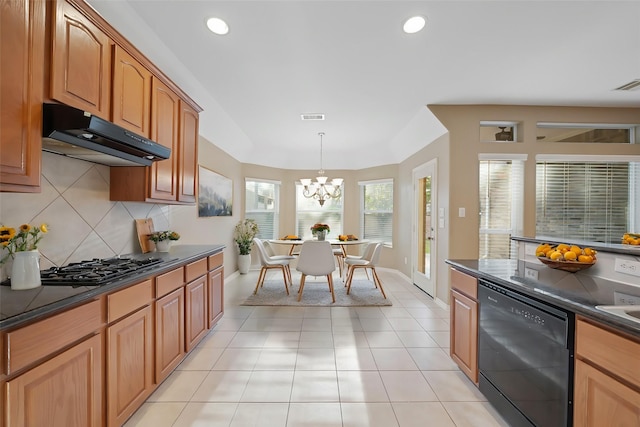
[564,251,577,261]
[578,255,593,263]
[584,247,596,256]
[570,245,582,255]
[549,251,563,261]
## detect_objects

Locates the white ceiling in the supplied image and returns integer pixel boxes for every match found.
[87,0,640,170]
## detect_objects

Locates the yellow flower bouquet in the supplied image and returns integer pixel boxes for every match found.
[0,223,48,264]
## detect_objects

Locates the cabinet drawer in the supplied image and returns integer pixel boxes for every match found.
[5,299,102,375]
[156,267,184,298]
[576,317,640,388]
[451,268,477,299]
[107,279,153,323]
[208,252,223,270]
[185,258,207,283]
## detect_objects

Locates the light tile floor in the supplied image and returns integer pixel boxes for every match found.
[124,268,509,427]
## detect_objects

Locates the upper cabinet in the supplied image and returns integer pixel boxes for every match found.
[112,45,152,137]
[50,0,112,118]
[0,0,45,192]
[178,101,199,204]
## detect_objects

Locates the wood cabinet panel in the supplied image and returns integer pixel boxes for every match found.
[208,266,224,328]
[450,289,478,383]
[50,0,111,117]
[4,300,101,375]
[574,359,640,426]
[149,77,179,201]
[185,276,208,352]
[0,0,44,192]
[155,287,185,383]
[178,100,198,203]
[5,334,102,427]
[451,268,477,299]
[208,252,223,271]
[156,267,184,298]
[107,279,152,323]
[185,258,207,283]
[107,305,153,427]
[112,45,151,137]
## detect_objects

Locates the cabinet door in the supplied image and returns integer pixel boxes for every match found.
[107,305,153,427]
[0,0,44,192]
[51,0,111,117]
[185,276,208,351]
[149,77,179,201]
[574,359,640,426]
[178,100,199,203]
[112,45,151,137]
[155,287,185,383]
[450,289,478,383]
[6,334,102,427]
[208,266,224,328]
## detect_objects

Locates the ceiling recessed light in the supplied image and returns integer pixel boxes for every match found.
[207,17,229,35]
[403,16,426,34]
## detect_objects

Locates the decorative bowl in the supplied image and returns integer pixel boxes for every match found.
[537,256,596,273]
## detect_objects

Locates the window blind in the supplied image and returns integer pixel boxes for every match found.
[295,184,343,239]
[245,180,280,239]
[536,162,632,243]
[360,180,393,245]
[479,160,523,259]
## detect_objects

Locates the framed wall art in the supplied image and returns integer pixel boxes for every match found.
[198,166,233,217]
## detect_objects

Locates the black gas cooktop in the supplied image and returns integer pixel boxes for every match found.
[39,257,166,286]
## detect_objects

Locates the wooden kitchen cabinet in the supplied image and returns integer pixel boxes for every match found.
[0,0,45,192]
[5,334,103,427]
[208,252,225,328]
[574,316,640,425]
[112,45,151,138]
[106,280,154,427]
[50,0,112,118]
[185,259,209,351]
[449,268,479,383]
[178,100,199,203]
[155,287,185,383]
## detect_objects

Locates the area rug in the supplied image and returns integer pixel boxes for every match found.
[241,278,392,307]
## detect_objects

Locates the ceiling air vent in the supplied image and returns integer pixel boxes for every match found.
[301,113,325,121]
[614,79,640,91]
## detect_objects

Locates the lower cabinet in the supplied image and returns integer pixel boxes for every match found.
[449,268,479,384]
[107,305,153,427]
[185,275,208,352]
[208,266,224,328]
[5,334,103,427]
[574,316,640,425]
[155,287,185,383]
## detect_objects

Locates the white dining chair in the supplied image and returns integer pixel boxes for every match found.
[343,242,376,282]
[344,243,386,299]
[252,238,292,295]
[296,240,336,303]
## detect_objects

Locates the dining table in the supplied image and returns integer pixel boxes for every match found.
[268,239,370,257]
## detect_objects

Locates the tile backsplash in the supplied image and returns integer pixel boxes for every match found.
[0,152,172,280]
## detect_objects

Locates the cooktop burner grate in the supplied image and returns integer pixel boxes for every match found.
[39,257,166,286]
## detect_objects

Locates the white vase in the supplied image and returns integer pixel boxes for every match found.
[11,250,42,290]
[238,254,251,274]
[156,240,171,252]
[316,230,327,241]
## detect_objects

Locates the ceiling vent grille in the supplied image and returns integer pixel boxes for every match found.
[301,113,325,121]
[614,79,640,91]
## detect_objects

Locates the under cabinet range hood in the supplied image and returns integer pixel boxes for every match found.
[42,103,171,166]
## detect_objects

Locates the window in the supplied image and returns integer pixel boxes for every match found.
[478,157,524,259]
[480,121,520,142]
[536,122,639,143]
[360,179,393,246]
[295,184,343,239]
[536,159,640,243]
[245,179,279,239]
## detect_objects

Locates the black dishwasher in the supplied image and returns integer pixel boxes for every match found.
[478,279,574,427]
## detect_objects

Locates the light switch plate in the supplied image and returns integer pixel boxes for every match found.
[458,207,466,218]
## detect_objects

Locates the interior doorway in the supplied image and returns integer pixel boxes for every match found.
[412,160,437,297]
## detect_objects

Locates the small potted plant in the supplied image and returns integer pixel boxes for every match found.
[310,223,330,241]
[234,219,259,274]
[148,230,180,252]
[1,223,48,290]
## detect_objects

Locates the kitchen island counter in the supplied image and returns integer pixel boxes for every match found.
[446,258,640,337]
[0,245,224,330]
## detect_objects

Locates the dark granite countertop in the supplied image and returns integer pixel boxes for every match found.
[512,235,640,257]
[446,258,640,337]
[0,245,224,330]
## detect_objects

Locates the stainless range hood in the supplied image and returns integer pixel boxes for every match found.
[42,103,171,166]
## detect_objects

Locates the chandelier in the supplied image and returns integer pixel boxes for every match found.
[300,132,343,206]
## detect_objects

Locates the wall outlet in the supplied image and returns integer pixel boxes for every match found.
[458,207,466,218]
[525,267,539,281]
[614,258,640,278]
[404,257,408,265]
[614,291,640,306]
